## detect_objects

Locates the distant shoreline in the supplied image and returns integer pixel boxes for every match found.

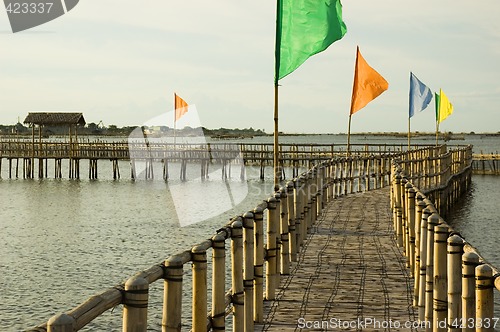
[1,131,499,138]
[1,122,499,140]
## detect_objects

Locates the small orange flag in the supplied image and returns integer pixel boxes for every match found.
[174,93,188,121]
[350,47,389,115]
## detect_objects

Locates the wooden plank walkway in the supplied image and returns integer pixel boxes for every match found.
[256,187,420,331]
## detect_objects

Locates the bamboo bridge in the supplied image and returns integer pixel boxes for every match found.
[23,144,500,332]
[0,139,496,181]
[0,140,403,180]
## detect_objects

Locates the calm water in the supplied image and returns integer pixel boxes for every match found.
[0,134,499,331]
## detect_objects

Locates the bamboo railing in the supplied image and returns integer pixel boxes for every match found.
[27,148,398,331]
[27,144,478,331]
[392,145,500,331]
[0,140,403,161]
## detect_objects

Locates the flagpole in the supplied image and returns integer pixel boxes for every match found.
[347,114,352,156]
[273,83,280,190]
[173,93,177,147]
[435,121,439,146]
[435,90,440,146]
[273,0,282,191]
[408,117,411,150]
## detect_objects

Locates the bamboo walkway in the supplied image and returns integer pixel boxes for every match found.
[256,187,420,331]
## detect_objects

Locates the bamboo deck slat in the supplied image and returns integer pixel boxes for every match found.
[256,188,420,331]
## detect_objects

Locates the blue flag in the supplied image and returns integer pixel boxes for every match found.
[409,72,433,118]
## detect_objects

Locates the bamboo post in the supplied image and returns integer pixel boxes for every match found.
[325,160,333,200]
[418,207,430,321]
[47,313,75,332]
[296,175,306,247]
[331,159,337,198]
[425,213,439,329]
[400,177,408,255]
[286,181,297,262]
[375,156,381,188]
[265,196,278,300]
[407,186,416,275]
[390,168,397,227]
[414,196,426,307]
[253,206,264,322]
[342,158,348,195]
[393,174,403,246]
[231,219,244,331]
[396,208,404,248]
[323,164,329,206]
[211,233,226,331]
[357,157,362,192]
[310,176,317,229]
[305,171,313,233]
[433,224,448,332]
[122,276,149,332]
[242,212,254,332]
[462,252,480,332]
[273,192,282,283]
[279,189,290,275]
[380,156,386,187]
[191,245,207,332]
[334,160,340,197]
[302,172,310,240]
[162,256,184,332]
[294,175,305,246]
[365,157,371,191]
[447,235,464,332]
[348,157,354,193]
[475,264,494,332]
[317,166,324,215]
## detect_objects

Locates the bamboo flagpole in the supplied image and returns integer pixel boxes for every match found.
[347,114,352,155]
[273,0,281,190]
[273,83,280,190]
[273,0,347,189]
[435,119,439,146]
[408,117,411,149]
[173,93,177,147]
[435,92,440,146]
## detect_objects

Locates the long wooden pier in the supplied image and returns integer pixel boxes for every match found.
[24,144,500,332]
[0,140,402,180]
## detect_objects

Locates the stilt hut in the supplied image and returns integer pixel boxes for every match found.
[24,112,86,147]
[23,113,86,178]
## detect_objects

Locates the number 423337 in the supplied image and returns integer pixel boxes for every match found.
[5,2,54,14]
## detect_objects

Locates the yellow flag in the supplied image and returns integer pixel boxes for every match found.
[437,89,453,123]
[350,47,389,115]
[174,93,188,121]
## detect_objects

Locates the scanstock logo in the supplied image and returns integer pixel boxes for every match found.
[128,107,249,228]
[4,0,79,33]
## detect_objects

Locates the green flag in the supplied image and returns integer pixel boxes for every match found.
[435,92,440,123]
[275,0,347,83]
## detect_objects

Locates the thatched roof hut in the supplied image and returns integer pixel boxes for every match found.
[23,112,86,153]
[24,112,86,126]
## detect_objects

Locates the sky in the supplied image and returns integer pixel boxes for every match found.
[1,0,500,134]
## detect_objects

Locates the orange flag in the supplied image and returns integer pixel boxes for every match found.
[174,93,188,121]
[350,47,389,115]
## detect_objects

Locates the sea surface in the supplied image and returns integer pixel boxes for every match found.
[0,134,499,331]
